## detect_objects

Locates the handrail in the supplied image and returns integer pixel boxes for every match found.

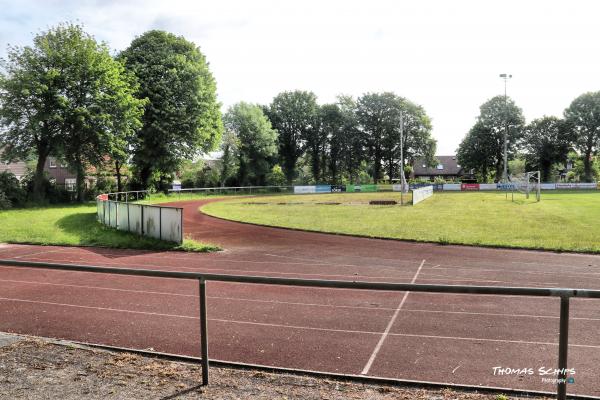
[0,258,584,399]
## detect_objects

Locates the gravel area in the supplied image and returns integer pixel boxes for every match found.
[0,335,551,400]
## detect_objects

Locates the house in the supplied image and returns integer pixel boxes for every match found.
[1,148,82,191]
[0,159,28,181]
[412,155,464,181]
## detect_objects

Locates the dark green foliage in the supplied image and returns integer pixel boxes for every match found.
[457,96,525,181]
[523,116,572,181]
[224,102,277,186]
[0,171,26,206]
[564,92,600,182]
[120,30,223,188]
[265,91,319,184]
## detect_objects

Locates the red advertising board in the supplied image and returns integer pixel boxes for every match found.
[461,183,480,191]
[97,194,109,200]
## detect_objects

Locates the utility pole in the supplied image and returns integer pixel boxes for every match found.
[499,74,512,182]
[400,112,408,193]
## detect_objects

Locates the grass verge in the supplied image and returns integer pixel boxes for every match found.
[201,191,600,253]
[0,203,218,252]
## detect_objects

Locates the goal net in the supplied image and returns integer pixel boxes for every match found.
[508,171,541,202]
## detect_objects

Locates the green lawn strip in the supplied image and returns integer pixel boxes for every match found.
[201,191,600,253]
[0,203,218,252]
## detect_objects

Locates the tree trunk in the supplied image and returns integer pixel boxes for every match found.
[583,147,593,182]
[75,162,86,203]
[115,160,122,201]
[32,152,49,203]
[139,165,152,189]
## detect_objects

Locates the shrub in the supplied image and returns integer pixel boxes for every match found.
[0,191,12,209]
[0,171,26,206]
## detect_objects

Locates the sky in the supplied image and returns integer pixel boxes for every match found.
[1,0,599,155]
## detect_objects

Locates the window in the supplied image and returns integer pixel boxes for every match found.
[65,178,76,192]
[49,160,57,168]
[436,164,444,170]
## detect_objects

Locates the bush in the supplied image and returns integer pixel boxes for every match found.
[266,165,286,186]
[0,171,26,206]
[0,191,12,209]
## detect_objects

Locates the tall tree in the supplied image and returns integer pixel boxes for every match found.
[564,92,600,182]
[218,128,239,186]
[0,23,145,202]
[356,92,436,183]
[337,95,364,182]
[457,121,498,180]
[120,30,223,188]
[457,95,525,181]
[356,93,400,182]
[265,91,318,184]
[224,102,277,186]
[0,27,67,201]
[319,103,345,183]
[523,116,572,181]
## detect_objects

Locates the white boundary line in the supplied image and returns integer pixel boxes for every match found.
[3,295,600,349]
[4,277,600,321]
[360,259,425,375]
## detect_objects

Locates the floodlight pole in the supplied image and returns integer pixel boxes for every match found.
[400,112,408,194]
[499,74,512,183]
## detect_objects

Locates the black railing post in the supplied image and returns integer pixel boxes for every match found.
[198,278,209,385]
[557,296,570,400]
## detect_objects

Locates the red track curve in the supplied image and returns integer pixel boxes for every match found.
[1,198,599,396]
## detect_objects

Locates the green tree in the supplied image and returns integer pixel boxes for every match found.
[457,121,497,180]
[523,116,572,181]
[357,92,436,183]
[0,23,145,202]
[224,102,277,186]
[319,103,345,183]
[0,27,68,201]
[265,91,318,184]
[356,93,400,182]
[219,128,239,186]
[337,95,364,183]
[120,30,223,188]
[564,92,600,182]
[457,96,525,181]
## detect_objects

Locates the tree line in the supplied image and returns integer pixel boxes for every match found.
[217,91,436,188]
[457,93,600,183]
[0,23,222,203]
[0,23,438,203]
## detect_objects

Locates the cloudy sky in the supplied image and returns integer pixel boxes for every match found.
[1,0,599,154]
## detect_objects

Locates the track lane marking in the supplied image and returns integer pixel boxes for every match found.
[360,259,425,375]
[2,296,600,350]
[4,278,600,321]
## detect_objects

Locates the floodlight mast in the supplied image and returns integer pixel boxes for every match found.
[400,112,408,193]
[499,74,512,183]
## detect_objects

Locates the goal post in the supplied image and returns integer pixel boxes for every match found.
[508,170,541,202]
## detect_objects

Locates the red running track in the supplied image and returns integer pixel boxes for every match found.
[1,198,600,396]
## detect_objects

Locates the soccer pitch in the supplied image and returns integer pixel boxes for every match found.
[202,191,600,253]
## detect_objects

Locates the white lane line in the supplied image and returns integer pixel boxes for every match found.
[4,295,600,349]
[360,259,425,375]
[5,277,600,321]
[4,258,417,281]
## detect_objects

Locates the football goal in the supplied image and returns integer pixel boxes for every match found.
[508,170,541,202]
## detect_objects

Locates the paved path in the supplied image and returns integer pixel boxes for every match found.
[1,198,599,396]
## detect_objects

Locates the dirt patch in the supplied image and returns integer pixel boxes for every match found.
[0,336,550,400]
[369,200,398,205]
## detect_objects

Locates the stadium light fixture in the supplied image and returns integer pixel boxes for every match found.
[499,74,512,182]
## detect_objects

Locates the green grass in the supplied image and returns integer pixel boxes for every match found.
[201,191,600,253]
[0,203,218,252]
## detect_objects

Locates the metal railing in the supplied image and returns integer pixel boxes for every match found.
[0,259,596,400]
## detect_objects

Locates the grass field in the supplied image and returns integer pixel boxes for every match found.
[0,202,218,252]
[201,191,600,253]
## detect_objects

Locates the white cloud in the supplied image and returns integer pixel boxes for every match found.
[1,0,599,154]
